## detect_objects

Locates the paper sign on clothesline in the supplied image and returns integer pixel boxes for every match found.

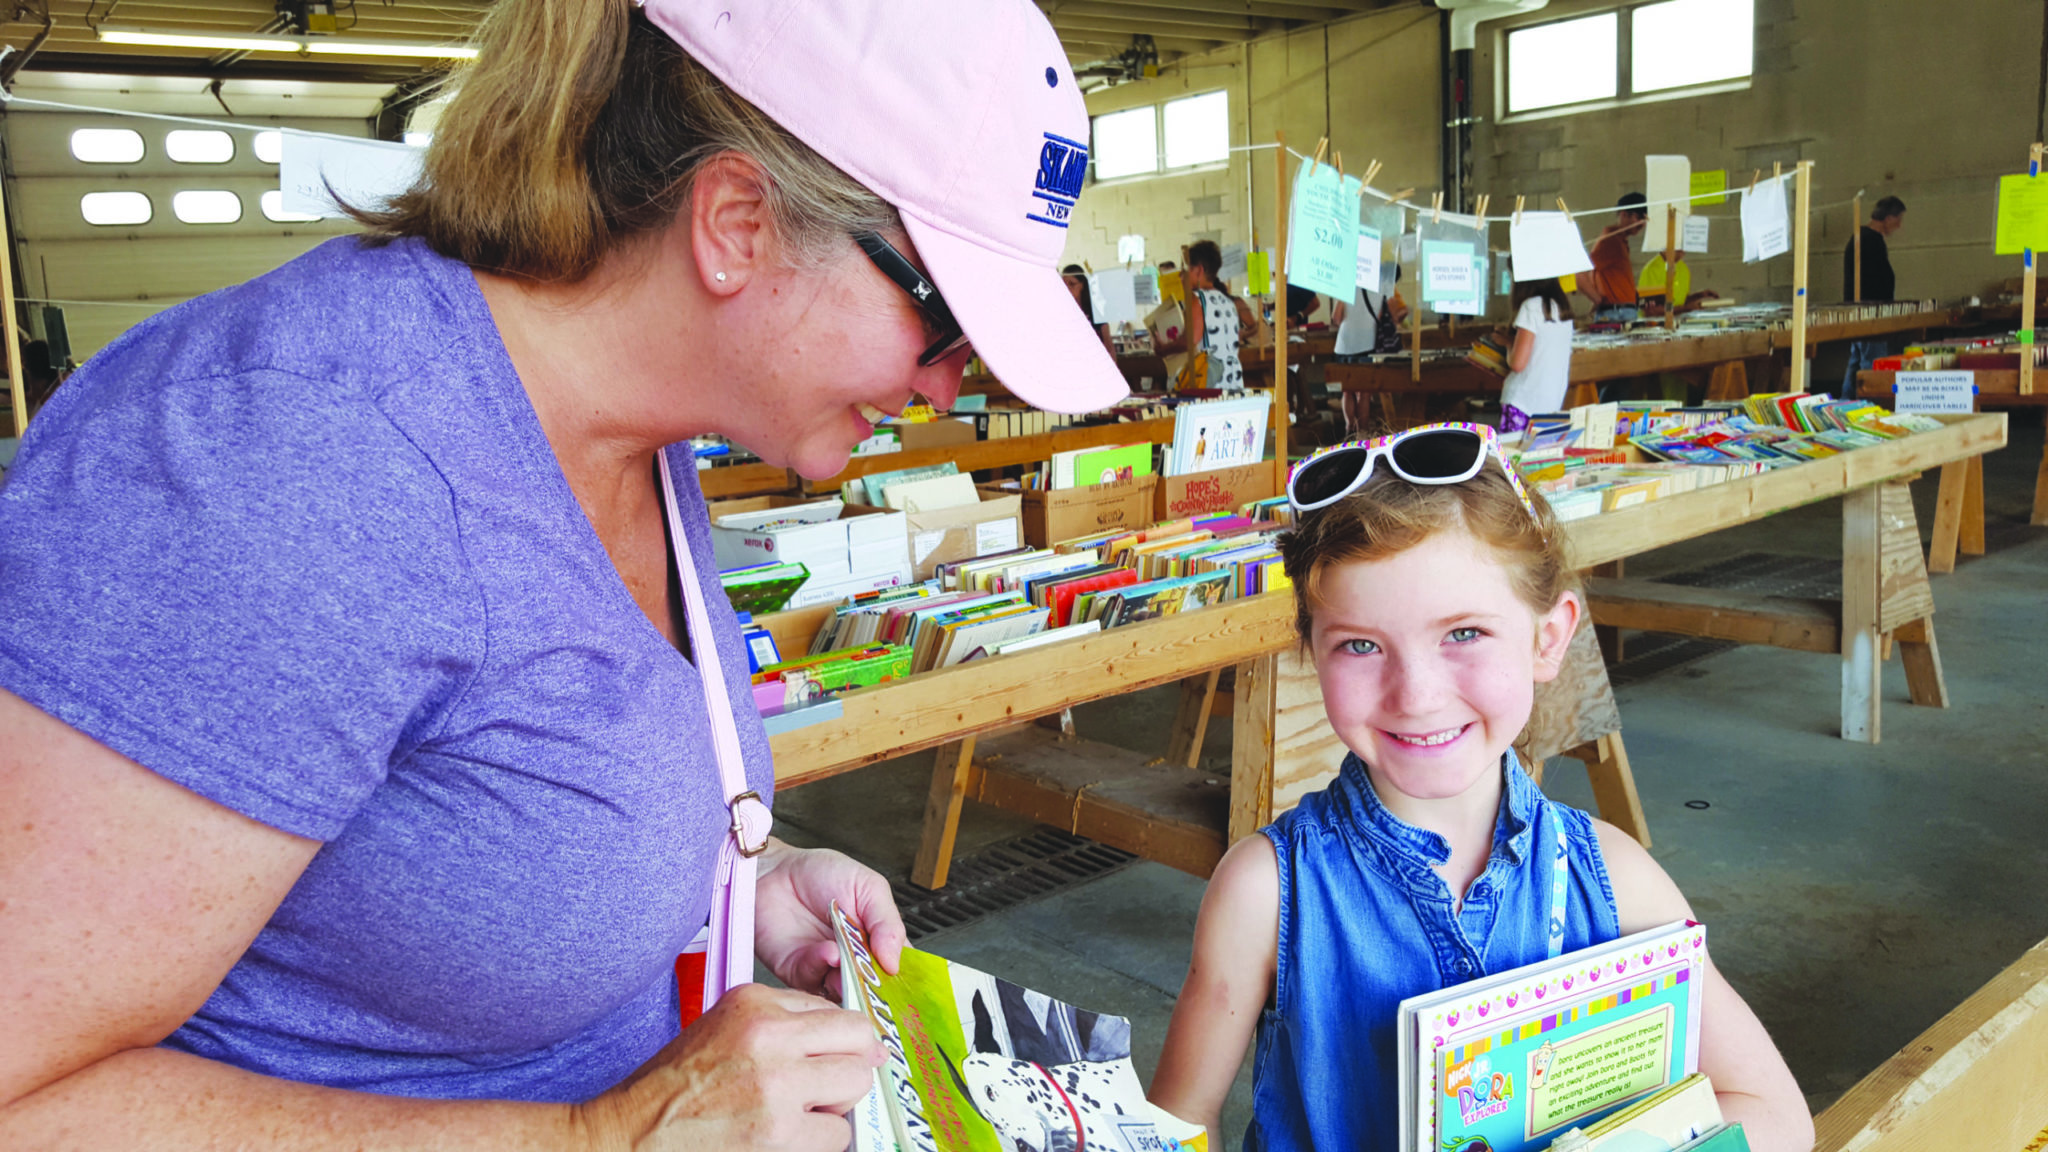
[1682,215,1711,254]
[1286,157,1363,299]
[1133,270,1159,309]
[1091,268,1139,326]
[1690,170,1729,207]
[279,131,423,218]
[1642,155,1692,251]
[1117,234,1146,264]
[1435,253,1487,316]
[1355,225,1384,293]
[1995,173,2048,254]
[1741,177,1790,262]
[1894,371,1976,413]
[1221,243,1248,291]
[1421,240,1475,302]
[1507,211,1592,280]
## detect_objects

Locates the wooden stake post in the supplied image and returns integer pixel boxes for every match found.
[1663,205,1679,331]
[1791,161,1814,392]
[2023,143,2042,399]
[1272,132,1291,492]
[0,172,26,438]
[1852,192,1863,303]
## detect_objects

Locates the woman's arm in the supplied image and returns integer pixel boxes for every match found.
[1595,823,1814,1152]
[0,688,880,1152]
[1150,834,1280,1149]
[1509,326,1537,373]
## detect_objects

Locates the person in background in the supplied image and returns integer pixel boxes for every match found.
[1286,284,1322,330]
[1845,196,1904,302]
[0,1,1128,1148]
[1499,276,1576,433]
[1158,240,1242,390]
[1143,260,1187,387]
[1581,192,1646,321]
[1064,264,1116,353]
[1329,274,1408,438]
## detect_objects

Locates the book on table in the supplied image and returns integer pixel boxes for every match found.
[1398,920,1709,1152]
[833,904,1207,1152]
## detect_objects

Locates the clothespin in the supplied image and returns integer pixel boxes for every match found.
[1362,159,1382,193]
[1513,195,1526,225]
[1309,136,1329,175]
[1773,161,1782,182]
[1334,150,1344,181]
[1474,194,1489,222]
[1431,191,1443,223]
[1390,188,1416,203]
[1749,169,1761,192]
[1556,197,1572,217]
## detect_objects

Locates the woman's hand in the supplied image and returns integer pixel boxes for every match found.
[754,840,907,997]
[576,983,883,1152]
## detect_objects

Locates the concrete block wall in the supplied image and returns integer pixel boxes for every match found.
[1063,5,1443,296]
[1471,0,2038,305]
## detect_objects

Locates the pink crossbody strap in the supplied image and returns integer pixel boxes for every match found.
[657,449,772,1009]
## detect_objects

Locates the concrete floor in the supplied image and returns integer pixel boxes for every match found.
[773,412,2048,1144]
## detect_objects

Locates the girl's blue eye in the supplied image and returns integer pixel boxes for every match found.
[1340,638,1379,656]
[1448,627,1483,643]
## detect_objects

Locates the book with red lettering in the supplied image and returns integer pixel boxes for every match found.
[833,905,1207,1152]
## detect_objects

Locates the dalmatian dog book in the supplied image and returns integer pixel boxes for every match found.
[832,904,1206,1152]
[1397,920,1708,1152]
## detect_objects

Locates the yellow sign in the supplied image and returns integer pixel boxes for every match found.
[1996,173,2048,254]
[1689,170,1728,207]
[1247,249,1273,296]
[1637,253,1691,305]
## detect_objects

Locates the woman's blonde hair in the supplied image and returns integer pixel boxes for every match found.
[358,0,897,281]
[1276,467,1574,645]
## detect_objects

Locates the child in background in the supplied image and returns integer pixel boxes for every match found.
[1147,424,1812,1152]
[1499,276,1576,433]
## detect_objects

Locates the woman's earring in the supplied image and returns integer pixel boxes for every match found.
[715,272,728,283]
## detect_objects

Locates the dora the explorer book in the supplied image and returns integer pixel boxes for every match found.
[832,904,1206,1152]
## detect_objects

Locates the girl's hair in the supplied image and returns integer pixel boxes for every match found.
[1186,240,1223,279]
[1276,466,1574,645]
[1510,276,1573,323]
[356,0,897,281]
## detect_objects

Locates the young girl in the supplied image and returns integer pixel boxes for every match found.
[1148,425,1812,1152]
[1499,276,1576,433]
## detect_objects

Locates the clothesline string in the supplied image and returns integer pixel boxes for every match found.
[0,91,412,149]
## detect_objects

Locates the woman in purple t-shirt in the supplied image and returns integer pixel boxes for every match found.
[0,2,1126,1149]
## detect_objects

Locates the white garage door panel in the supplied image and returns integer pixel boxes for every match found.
[16,176,361,238]
[7,108,384,358]
[35,235,348,301]
[7,112,371,178]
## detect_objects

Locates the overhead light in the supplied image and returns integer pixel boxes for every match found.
[96,25,477,60]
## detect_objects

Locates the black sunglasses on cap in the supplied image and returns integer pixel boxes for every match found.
[854,231,972,367]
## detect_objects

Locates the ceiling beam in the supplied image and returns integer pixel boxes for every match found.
[1040,1,1286,33]
[19,51,431,87]
[1048,0,1351,21]
[1049,14,1250,44]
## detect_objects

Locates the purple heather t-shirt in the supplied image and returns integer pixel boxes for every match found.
[0,235,775,1102]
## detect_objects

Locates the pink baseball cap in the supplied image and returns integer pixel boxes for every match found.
[642,0,1129,415]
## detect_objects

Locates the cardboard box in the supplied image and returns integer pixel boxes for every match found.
[708,496,910,589]
[1154,462,1282,521]
[902,492,1024,581]
[985,474,1159,548]
[892,417,979,452]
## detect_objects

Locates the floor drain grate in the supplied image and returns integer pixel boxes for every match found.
[1607,633,1737,688]
[893,827,1137,941]
[1652,552,1842,599]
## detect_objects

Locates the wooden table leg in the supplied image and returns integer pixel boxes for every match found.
[1964,454,1988,554]
[1229,655,1277,844]
[911,736,977,889]
[1591,558,1625,663]
[1842,484,1883,743]
[1562,732,1650,849]
[1896,617,1949,708]
[1928,462,1967,574]
[1165,669,1223,769]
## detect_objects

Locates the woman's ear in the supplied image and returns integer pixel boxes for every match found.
[1531,590,1583,683]
[687,152,774,296]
